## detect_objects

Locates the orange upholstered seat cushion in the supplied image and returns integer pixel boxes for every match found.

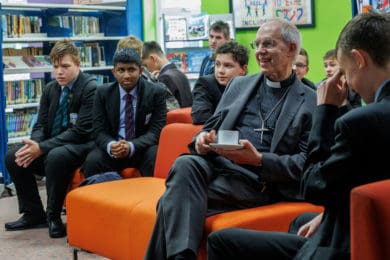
[166,107,192,124]
[153,123,202,178]
[66,177,166,260]
[351,179,390,260]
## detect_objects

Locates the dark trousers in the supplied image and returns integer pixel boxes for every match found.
[145,154,276,260]
[207,228,307,260]
[81,145,158,177]
[5,143,92,219]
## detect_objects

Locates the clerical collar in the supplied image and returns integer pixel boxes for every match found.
[265,72,296,88]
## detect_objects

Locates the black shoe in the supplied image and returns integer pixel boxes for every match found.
[5,214,47,231]
[48,218,66,238]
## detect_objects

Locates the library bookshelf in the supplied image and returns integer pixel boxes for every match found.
[0,0,139,184]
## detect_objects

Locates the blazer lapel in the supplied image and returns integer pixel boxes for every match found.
[271,79,304,151]
[109,83,121,133]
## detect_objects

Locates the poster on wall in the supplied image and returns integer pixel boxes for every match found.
[230,0,314,29]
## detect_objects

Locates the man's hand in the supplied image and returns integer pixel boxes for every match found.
[14,139,42,168]
[317,70,348,107]
[110,140,130,158]
[211,139,262,167]
[195,130,217,155]
[297,212,323,238]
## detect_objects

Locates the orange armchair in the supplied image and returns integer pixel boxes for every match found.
[350,179,390,260]
[66,123,323,260]
[166,107,192,124]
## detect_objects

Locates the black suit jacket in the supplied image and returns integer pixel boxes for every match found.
[93,76,167,155]
[31,71,97,154]
[199,55,214,77]
[191,74,225,124]
[158,63,192,107]
[296,82,390,259]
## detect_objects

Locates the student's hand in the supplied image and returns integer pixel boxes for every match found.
[317,70,348,107]
[110,140,130,158]
[211,139,262,167]
[14,139,42,168]
[195,130,217,155]
[297,212,323,238]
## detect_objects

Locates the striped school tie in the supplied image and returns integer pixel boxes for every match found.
[51,86,69,137]
[125,93,135,140]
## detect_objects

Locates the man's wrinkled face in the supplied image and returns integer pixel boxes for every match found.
[254,22,294,81]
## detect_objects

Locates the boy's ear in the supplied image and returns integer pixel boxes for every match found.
[351,49,368,69]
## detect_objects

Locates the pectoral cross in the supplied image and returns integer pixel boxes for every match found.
[254,122,270,144]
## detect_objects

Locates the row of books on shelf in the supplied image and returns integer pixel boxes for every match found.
[5,79,43,106]
[48,15,101,37]
[6,110,37,139]
[78,43,106,67]
[4,72,110,106]
[3,46,43,56]
[2,14,42,38]
[166,50,210,74]
[2,14,103,38]
[3,43,106,69]
[91,74,110,84]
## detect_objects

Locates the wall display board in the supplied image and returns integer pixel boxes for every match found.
[230,0,314,29]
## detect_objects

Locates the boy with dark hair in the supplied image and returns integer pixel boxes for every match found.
[191,41,249,124]
[142,41,192,107]
[81,48,166,179]
[117,35,180,111]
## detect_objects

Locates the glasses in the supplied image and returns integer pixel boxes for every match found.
[294,63,307,68]
[250,39,276,50]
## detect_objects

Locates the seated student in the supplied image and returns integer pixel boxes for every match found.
[294,48,317,90]
[199,20,231,77]
[116,36,180,111]
[4,39,97,238]
[141,41,193,108]
[81,48,167,178]
[144,18,317,260]
[319,48,362,108]
[207,11,390,260]
[191,41,249,124]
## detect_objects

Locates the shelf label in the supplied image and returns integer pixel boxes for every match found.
[4,73,31,81]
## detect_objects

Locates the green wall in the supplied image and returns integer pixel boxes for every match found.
[144,0,352,83]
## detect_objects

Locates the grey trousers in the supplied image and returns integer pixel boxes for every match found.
[144,154,276,260]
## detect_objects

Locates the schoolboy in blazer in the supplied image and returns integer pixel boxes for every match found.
[5,39,97,239]
[82,48,167,178]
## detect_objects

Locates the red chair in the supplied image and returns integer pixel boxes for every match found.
[350,179,390,260]
[166,107,192,124]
